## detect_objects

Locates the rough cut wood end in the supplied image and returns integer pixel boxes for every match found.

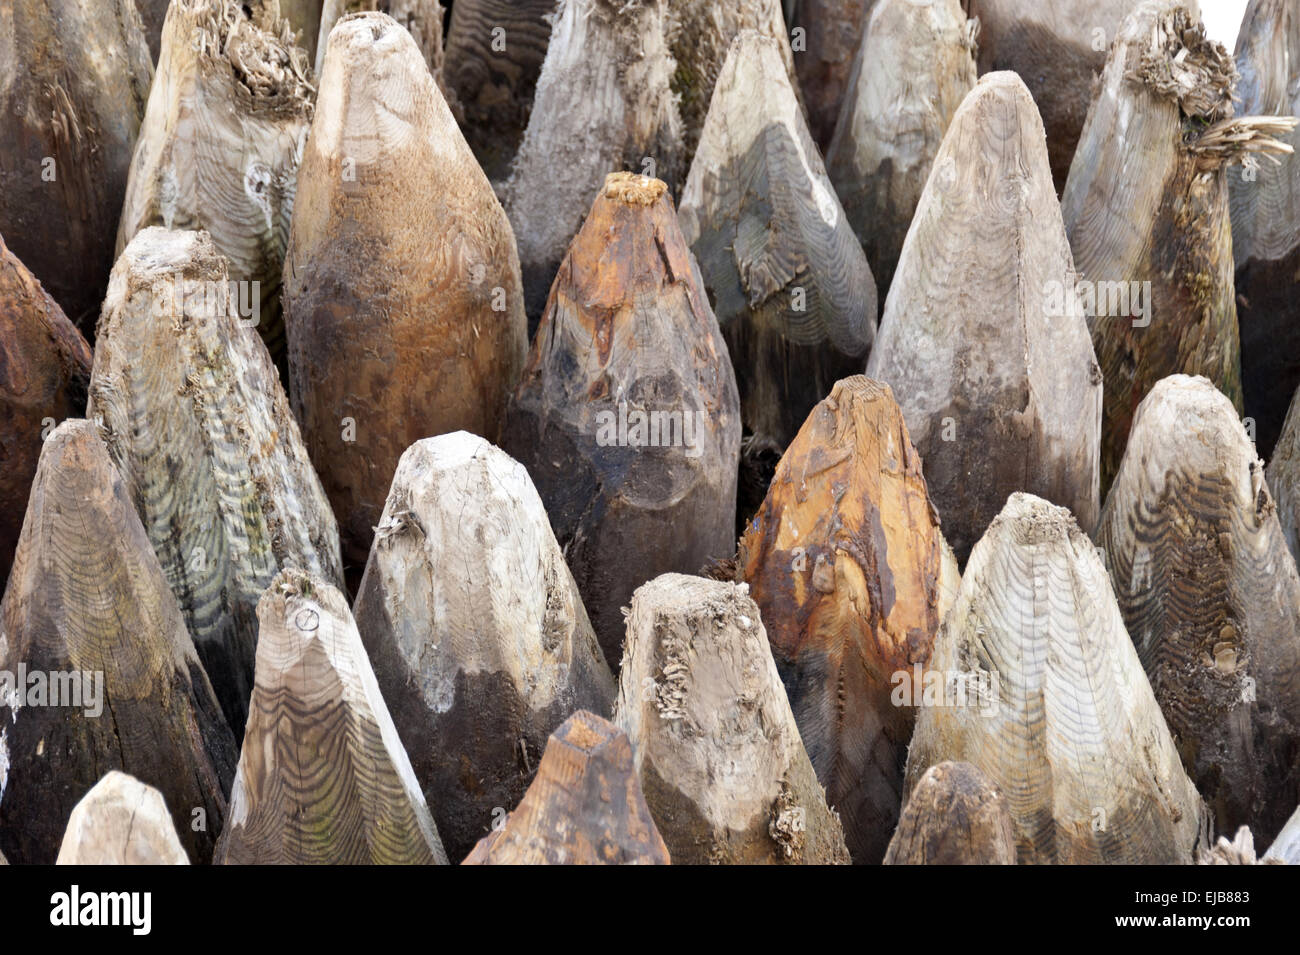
[56,772,190,865]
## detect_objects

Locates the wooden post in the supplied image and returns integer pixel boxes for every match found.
[214,569,448,864]
[1265,805,1300,863]
[1096,374,1300,845]
[442,0,557,184]
[790,0,873,150]
[89,227,344,739]
[56,772,190,865]
[504,0,684,326]
[0,0,153,332]
[0,234,92,593]
[1230,0,1300,458]
[502,172,741,668]
[281,0,326,65]
[824,0,976,304]
[316,1,447,84]
[1061,0,1295,492]
[352,431,617,862]
[736,376,960,863]
[461,711,670,865]
[285,11,527,573]
[967,0,1136,192]
[866,72,1102,564]
[117,0,314,378]
[906,492,1206,864]
[679,30,876,529]
[1268,385,1300,566]
[883,762,1017,865]
[0,421,237,865]
[615,574,851,864]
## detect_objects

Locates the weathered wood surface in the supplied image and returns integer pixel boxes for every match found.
[502,172,740,667]
[504,0,683,326]
[443,0,557,184]
[1196,826,1279,864]
[316,0,446,84]
[736,376,960,863]
[56,772,190,865]
[353,431,616,862]
[679,30,875,527]
[1267,385,1300,566]
[0,234,92,592]
[967,0,1136,193]
[824,0,976,305]
[281,0,326,65]
[1061,1,1295,492]
[137,0,173,60]
[0,0,153,331]
[1230,0,1300,458]
[1265,805,1300,863]
[285,11,527,572]
[1096,374,1300,845]
[791,0,873,150]
[88,227,344,738]
[906,493,1206,864]
[614,574,851,864]
[215,569,448,864]
[866,72,1102,564]
[883,761,1017,865]
[462,710,670,865]
[0,420,237,865]
[117,0,314,377]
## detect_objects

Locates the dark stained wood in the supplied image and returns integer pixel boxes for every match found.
[56,772,190,865]
[0,420,237,865]
[883,761,1017,865]
[1270,385,1300,564]
[1097,374,1300,845]
[791,0,873,150]
[614,574,852,864]
[502,172,741,667]
[462,710,670,865]
[737,376,960,863]
[866,71,1102,564]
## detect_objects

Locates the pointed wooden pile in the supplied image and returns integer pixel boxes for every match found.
[866,71,1102,563]
[825,0,977,302]
[117,0,314,375]
[316,0,446,84]
[614,574,851,864]
[442,0,556,183]
[462,711,670,865]
[214,569,448,864]
[0,0,153,330]
[1061,0,1295,490]
[353,431,616,862]
[1229,0,1300,457]
[883,761,1017,865]
[0,421,237,865]
[89,227,343,738]
[1271,388,1300,565]
[907,492,1206,864]
[1097,374,1300,844]
[790,0,873,149]
[503,171,740,667]
[56,772,190,865]
[736,376,960,863]
[0,234,92,591]
[284,11,527,571]
[504,0,683,324]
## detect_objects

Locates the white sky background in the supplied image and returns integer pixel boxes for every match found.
[1201,0,1250,50]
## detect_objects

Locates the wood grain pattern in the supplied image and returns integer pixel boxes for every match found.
[89,227,344,739]
[316,0,446,88]
[0,233,92,593]
[866,71,1102,564]
[824,0,976,305]
[504,0,683,327]
[736,376,960,863]
[614,574,851,864]
[443,0,557,184]
[461,710,670,865]
[1096,374,1300,845]
[0,420,237,865]
[1271,385,1300,566]
[680,30,876,528]
[1230,0,1300,458]
[353,431,616,862]
[214,569,449,864]
[56,772,190,865]
[117,0,314,378]
[906,492,1206,864]
[284,11,528,572]
[0,0,153,331]
[791,0,873,150]
[883,761,1016,865]
[502,172,741,667]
